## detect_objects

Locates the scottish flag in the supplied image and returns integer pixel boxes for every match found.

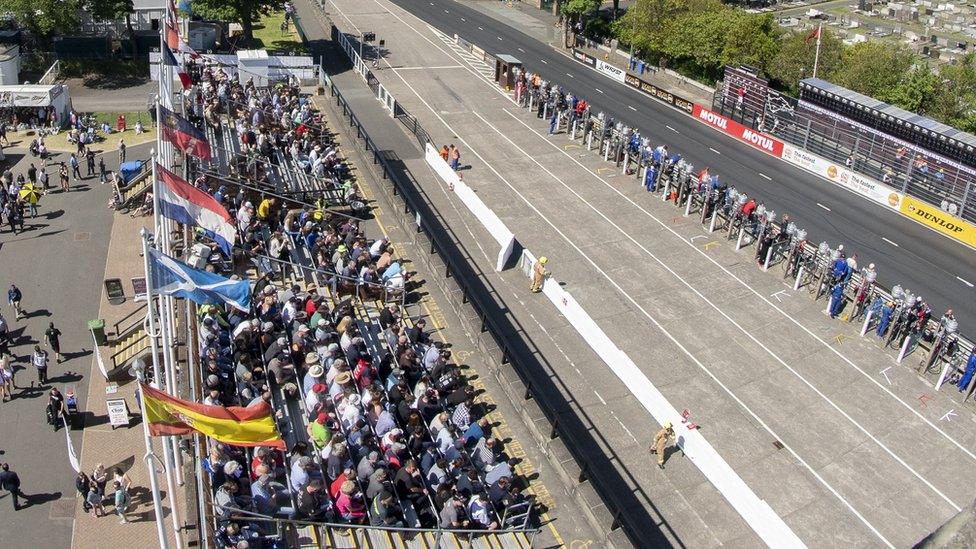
[148,248,251,311]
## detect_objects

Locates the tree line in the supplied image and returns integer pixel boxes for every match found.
[561,0,976,133]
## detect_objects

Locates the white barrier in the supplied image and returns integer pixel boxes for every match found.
[424,144,516,271]
[518,250,805,548]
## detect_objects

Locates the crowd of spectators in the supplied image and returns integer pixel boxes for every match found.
[178,67,531,547]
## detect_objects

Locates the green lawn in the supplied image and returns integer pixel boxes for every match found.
[249,11,307,53]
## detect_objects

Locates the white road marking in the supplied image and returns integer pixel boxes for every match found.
[759,173,772,181]
[517,47,525,52]
[709,147,721,155]
[566,72,574,78]
[882,237,900,247]
[628,105,637,111]
[468,109,897,545]
[478,26,484,30]
[593,391,608,406]
[461,17,465,21]
[957,276,974,288]
[595,88,604,94]
[666,125,679,133]
[816,203,831,212]
[444,9,449,12]
[496,108,963,515]
[540,59,547,64]
[497,36,503,41]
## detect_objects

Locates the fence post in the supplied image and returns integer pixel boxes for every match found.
[793,265,804,291]
[860,309,874,337]
[763,244,775,271]
[897,334,912,363]
[708,206,718,233]
[735,225,747,250]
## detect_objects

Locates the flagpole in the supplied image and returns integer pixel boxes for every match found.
[139,228,171,549]
[812,22,823,79]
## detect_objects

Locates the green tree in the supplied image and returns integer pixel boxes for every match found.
[885,64,938,114]
[192,0,278,43]
[925,55,976,133]
[0,0,84,46]
[767,28,844,94]
[832,41,914,99]
[720,12,780,74]
[87,0,136,55]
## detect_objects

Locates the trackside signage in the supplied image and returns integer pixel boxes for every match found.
[899,196,976,247]
[595,59,626,83]
[691,104,785,157]
[571,49,596,67]
[781,144,902,210]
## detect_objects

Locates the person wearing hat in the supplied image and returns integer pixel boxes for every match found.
[305,382,328,414]
[331,370,353,401]
[302,358,325,395]
[649,422,675,469]
[530,256,549,293]
[307,412,331,450]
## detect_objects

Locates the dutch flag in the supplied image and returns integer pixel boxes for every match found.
[155,162,236,256]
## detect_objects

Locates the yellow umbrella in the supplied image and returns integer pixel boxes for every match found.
[18,183,42,204]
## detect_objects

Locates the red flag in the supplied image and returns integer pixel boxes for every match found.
[805,26,821,43]
[162,46,192,90]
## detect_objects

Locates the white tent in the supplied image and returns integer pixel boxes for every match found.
[0,84,71,122]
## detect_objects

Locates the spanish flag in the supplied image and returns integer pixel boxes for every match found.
[142,384,284,449]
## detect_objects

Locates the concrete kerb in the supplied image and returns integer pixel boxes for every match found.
[314,84,623,546]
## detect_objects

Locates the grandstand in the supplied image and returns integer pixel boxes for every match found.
[178,66,539,548]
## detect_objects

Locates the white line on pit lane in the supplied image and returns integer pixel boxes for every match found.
[540,59,547,64]
[461,17,465,21]
[882,237,899,247]
[759,173,772,181]
[816,203,831,212]
[666,125,679,133]
[958,276,975,288]
[497,36,503,41]
[478,26,483,30]
[518,47,525,52]
[444,9,449,12]
[709,147,721,155]
[628,105,637,111]
[566,72,574,78]
[595,88,604,94]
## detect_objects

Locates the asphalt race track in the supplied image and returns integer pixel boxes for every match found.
[387,0,976,331]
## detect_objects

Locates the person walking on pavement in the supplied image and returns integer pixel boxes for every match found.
[530,257,549,293]
[1,351,15,399]
[118,138,126,166]
[38,166,49,190]
[45,322,63,363]
[98,158,108,185]
[649,422,675,469]
[0,463,26,510]
[7,284,23,319]
[449,145,461,171]
[59,162,69,192]
[27,163,36,184]
[86,149,96,177]
[31,345,49,385]
[69,153,82,180]
[113,480,129,523]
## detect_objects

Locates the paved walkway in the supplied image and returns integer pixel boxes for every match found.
[71,208,187,548]
[0,139,152,548]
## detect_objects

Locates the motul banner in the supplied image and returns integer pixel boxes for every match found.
[691,104,784,157]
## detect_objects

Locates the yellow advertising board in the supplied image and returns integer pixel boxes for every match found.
[899,196,976,247]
